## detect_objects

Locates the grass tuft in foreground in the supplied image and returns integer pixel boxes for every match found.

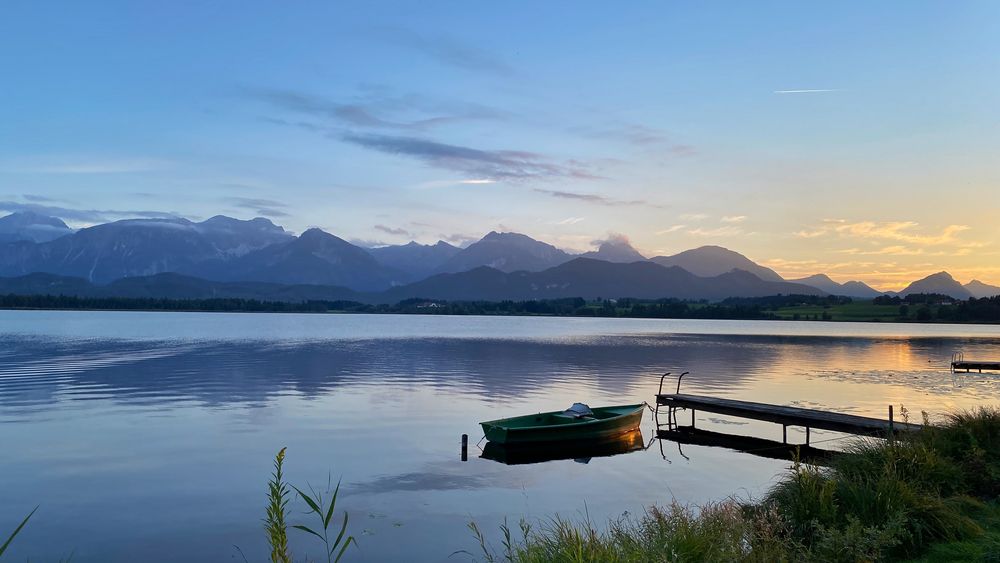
[470,407,1000,562]
[262,447,356,563]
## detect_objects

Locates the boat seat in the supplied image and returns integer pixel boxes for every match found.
[554,413,596,421]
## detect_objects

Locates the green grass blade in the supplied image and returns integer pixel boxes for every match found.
[333,536,355,563]
[291,524,325,541]
[332,512,349,550]
[324,480,341,528]
[0,505,38,557]
[292,486,323,517]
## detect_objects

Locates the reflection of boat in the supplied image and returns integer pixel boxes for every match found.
[480,403,645,445]
[481,429,646,465]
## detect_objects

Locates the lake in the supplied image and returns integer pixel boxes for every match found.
[3,311,1000,562]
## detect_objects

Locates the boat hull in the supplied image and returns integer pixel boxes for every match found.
[480,404,644,445]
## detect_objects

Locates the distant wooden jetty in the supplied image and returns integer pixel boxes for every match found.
[654,373,921,448]
[952,352,1000,373]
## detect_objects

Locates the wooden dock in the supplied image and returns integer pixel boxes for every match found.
[656,393,922,441]
[952,361,1000,373]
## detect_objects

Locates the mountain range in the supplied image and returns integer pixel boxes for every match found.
[0,211,997,301]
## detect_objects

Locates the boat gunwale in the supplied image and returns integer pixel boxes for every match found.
[480,403,645,432]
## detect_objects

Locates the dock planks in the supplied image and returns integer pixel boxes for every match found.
[656,393,922,435]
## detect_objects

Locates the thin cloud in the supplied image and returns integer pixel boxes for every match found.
[412,179,497,189]
[0,156,168,174]
[591,232,632,247]
[721,215,747,223]
[773,89,841,94]
[679,213,708,221]
[224,197,290,218]
[555,217,585,225]
[342,133,597,181]
[797,220,972,246]
[570,123,696,155]
[687,226,746,237]
[380,28,513,75]
[0,201,181,224]
[439,232,479,247]
[248,88,504,132]
[656,225,685,234]
[22,194,59,202]
[375,224,412,237]
[532,188,650,207]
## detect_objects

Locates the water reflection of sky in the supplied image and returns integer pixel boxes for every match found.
[2,311,1000,562]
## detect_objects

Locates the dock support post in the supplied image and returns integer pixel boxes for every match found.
[782,425,787,444]
[806,427,810,445]
[461,434,468,461]
[691,409,695,428]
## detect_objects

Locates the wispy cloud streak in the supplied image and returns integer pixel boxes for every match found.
[380,29,513,75]
[224,197,290,218]
[532,188,650,207]
[342,133,596,181]
[0,201,180,224]
[773,89,840,94]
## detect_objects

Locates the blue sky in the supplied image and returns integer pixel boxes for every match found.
[1,1,998,288]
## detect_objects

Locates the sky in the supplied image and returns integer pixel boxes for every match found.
[1,1,999,290]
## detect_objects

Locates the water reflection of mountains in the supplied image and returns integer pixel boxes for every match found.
[0,333,992,410]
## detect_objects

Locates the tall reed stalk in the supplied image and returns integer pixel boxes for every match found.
[265,447,292,563]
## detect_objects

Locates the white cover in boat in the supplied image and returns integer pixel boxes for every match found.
[562,402,594,418]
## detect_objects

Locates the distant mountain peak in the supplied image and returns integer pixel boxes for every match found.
[4,210,69,227]
[900,271,971,299]
[965,279,1000,298]
[802,273,835,283]
[0,211,74,243]
[434,231,571,274]
[299,227,331,240]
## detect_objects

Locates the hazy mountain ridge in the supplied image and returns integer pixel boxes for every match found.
[367,240,461,281]
[788,274,883,299]
[0,212,994,296]
[0,258,825,304]
[196,228,405,291]
[0,216,293,283]
[650,245,784,282]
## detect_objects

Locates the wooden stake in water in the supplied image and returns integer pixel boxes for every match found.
[461,434,468,462]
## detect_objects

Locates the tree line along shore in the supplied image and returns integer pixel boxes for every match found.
[2,293,1000,323]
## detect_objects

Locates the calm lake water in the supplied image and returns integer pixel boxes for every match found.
[3,311,1000,562]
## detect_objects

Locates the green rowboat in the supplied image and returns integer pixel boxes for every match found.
[480,403,645,445]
